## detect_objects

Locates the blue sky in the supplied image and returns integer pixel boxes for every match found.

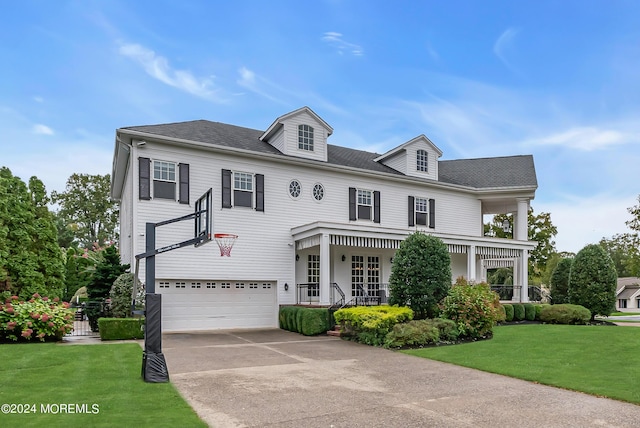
[2,1,639,253]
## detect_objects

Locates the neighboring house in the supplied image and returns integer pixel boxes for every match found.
[110,106,538,331]
[616,277,640,312]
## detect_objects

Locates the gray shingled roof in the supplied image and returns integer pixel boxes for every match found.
[439,155,537,188]
[122,120,537,189]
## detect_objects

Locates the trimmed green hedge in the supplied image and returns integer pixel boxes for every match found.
[523,303,536,321]
[98,318,145,340]
[512,303,525,321]
[540,304,591,325]
[334,305,414,346]
[279,306,330,336]
[503,304,514,322]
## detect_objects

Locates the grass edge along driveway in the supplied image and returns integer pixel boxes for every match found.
[0,342,206,427]
[404,324,640,405]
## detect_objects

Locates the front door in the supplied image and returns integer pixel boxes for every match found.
[351,255,380,298]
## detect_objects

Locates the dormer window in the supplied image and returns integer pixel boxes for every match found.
[417,149,428,172]
[298,124,314,151]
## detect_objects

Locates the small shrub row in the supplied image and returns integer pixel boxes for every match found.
[98,318,145,340]
[384,318,459,349]
[334,305,414,346]
[502,303,549,322]
[0,294,74,342]
[539,304,591,325]
[279,306,331,336]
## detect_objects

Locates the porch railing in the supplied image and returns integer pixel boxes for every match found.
[296,283,320,304]
[490,284,543,302]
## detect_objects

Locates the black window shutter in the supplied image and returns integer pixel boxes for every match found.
[429,198,436,228]
[222,169,232,208]
[178,163,189,204]
[255,174,264,212]
[139,157,151,200]
[408,196,415,227]
[348,187,356,221]
[373,191,381,223]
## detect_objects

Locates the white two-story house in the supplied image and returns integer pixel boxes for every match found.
[110,107,538,331]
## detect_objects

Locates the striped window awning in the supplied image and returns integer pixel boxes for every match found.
[330,235,401,249]
[483,259,516,268]
[477,247,521,258]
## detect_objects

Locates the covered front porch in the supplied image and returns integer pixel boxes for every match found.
[291,221,536,307]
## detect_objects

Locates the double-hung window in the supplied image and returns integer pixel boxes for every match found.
[357,189,372,220]
[233,172,253,207]
[138,157,189,204]
[416,149,428,172]
[348,187,380,223]
[221,169,265,211]
[415,197,428,226]
[298,124,314,151]
[408,195,435,228]
[153,161,176,200]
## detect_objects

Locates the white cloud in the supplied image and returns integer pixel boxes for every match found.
[534,194,636,253]
[321,32,364,56]
[527,127,633,151]
[493,27,521,75]
[236,66,288,105]
[118,42,222,101]
[32,124,54,135]
[33,96,44,103]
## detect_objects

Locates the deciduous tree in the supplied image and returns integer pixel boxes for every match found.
[0,168,64,299]
[51,174,118,248]
[484,208,558,282]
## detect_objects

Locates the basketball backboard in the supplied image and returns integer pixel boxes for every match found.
[194,188,212,247]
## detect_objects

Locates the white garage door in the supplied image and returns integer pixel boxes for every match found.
[157,280,277,331]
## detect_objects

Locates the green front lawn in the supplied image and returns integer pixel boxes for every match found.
[0,343,206,427]
[404,324,640,404]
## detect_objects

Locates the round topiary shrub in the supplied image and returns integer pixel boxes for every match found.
[388,232,451,319]
[523,303,536,321]
[503,304,514,322]
[568,244,617,320]
[512,303,525,321]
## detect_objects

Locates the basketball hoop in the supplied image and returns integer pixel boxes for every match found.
[214,233,238,257]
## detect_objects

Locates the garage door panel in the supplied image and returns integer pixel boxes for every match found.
[158,280,276,331]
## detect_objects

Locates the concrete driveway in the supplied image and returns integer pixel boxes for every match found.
[162,329,640,428]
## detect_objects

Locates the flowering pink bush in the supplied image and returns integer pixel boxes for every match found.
[0,294,74,342]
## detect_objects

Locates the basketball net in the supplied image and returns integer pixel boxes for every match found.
[214,233,238,257]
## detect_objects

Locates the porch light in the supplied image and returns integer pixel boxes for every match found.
[502,219,510,233]
[341,255,346,262]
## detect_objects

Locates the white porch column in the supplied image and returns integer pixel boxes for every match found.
[515,198,528,241]
[520,249,529,302]
[467,245,477,283]
[319,233,331,305]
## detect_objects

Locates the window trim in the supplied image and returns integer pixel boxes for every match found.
[415,197,428,226]
[232,171,254,208]
[288,179,302,200]
[416,149,428,172]
[298,124,315,151]
[312,182,325,202]
[357,189,373,221]
[152,159,178,201]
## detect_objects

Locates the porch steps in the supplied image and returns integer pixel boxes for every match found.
[326,325,342,337]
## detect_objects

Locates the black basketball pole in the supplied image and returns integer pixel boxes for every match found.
[141,222,170,383]
[135,207,209,383]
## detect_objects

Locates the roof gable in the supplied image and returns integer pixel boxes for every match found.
[259,106,333,142]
